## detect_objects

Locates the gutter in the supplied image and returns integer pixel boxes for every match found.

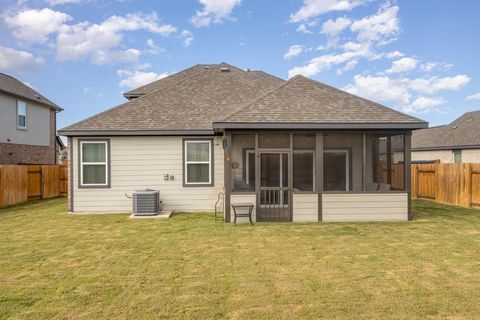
[213,122,429,130]
[58,129,215,137]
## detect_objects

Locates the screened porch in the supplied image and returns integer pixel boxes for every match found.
[223,131,411,222]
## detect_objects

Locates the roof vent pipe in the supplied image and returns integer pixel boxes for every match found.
[220,66,230,72]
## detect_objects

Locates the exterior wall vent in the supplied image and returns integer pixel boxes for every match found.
[132,189,162,216]
[220,66,230,72]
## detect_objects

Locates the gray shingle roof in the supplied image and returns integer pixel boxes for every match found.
[412,110,480,150]
[0,73,62,110]
[60,63,284,133]
[60,63,427,135]
[123,64,215,98]
[217,75,426,126]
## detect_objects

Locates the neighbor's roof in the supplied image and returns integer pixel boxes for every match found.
[412,110,480,150]
[214,75,427,129]
[0,73,62,111]
[59,63,427,136]
[60,63,284,135]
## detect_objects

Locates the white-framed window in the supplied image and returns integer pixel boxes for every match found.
[184,140,213,186]
[17,100,27,129]
[79,140,109,187]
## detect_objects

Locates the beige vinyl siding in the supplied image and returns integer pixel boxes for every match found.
[412,150,453,163]
[322,193,408,221]
[292,194,318,222]
[72,136,224,212]
[230,194,256,223]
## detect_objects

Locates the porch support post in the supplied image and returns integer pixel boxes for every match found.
[224,132,232,223]
[362,132,367,191]
[255,133,260,217]
[404,132,412,221]
[288,133,294,221]
[387,136,392,185]
[315,133,324,221]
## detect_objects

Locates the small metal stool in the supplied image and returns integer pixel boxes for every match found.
[231,203,254,225]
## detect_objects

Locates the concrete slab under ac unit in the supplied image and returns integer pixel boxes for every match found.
[128,210,173,219]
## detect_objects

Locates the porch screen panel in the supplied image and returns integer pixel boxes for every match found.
[371,135,405,191]
[293,134,315,191]
[231,134,255,192]
[258,134,290,148]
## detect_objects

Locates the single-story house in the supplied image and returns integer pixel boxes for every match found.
[59,63,428,222]
[412,110,480,163]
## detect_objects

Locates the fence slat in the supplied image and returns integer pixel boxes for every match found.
[0,164,67,208]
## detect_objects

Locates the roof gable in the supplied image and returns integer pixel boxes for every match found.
[216,75,426,128]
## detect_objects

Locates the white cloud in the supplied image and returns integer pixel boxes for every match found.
[146,39,165,55]
[117,68,169,89]
[321,17,351,37]
[4,8,72,44]
[190,0,242,27]
[405,96,446,113]
[90,49,141,65]
[345,73,470,113]
[345,74,412,107]
[337,59,358,75]
[350,4,400,43]
[283,45,305,60]
[288,41,373,78]
[0,47,44,73]
[180,30,194,46]
[409,75,471,94]
[466,93,480,101]
[386,50,404,58]
[290,0,369,23]
[55,12,176,63]
[386,57,418,74]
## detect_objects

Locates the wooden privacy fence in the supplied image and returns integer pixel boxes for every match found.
[411,163,480,208]
[0,165,67,208]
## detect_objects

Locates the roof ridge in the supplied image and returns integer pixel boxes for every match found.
[60,64,228,131]
[124,63,215,97]
[218,75,302,123]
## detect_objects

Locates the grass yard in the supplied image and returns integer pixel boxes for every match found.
[0,199,479,319]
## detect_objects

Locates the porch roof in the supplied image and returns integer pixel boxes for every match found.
[214,75,427,130]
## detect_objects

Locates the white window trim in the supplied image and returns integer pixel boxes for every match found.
[17,100,27,130]
[324,149,350,192]
[293,150,315,192]
[184,140,212,185]
[80,141,108,187]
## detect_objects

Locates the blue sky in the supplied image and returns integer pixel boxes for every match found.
[1,0,479,130]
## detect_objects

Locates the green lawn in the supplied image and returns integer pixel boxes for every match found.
[0,199,479,319]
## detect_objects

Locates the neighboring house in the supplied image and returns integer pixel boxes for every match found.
[56,136,67,165]
[59,63,427,222]
[412,110,480,163]
[0,73,63,164]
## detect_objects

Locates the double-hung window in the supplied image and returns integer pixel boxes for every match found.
[184,140,213,186]
[17,101,27,129]
[80,140,109,187]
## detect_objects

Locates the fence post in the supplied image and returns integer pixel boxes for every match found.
[40,165,45,200]
[466,163,472,208]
